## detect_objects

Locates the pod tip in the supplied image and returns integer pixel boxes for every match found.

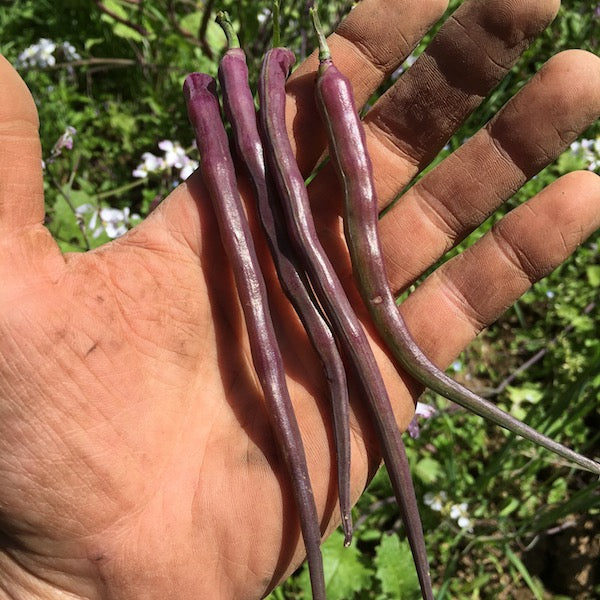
[215,10,240,49]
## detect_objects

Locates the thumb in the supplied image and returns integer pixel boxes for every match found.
[0,54,45,234]
[0,55,64,297]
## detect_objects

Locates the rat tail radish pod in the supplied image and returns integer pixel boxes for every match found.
[215,10,353,545]
[309,6,600,477]
[183,72,326,600]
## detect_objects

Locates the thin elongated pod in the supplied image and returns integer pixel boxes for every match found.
[259,48,435,600]
[183,73,326,599]
[215,11,352,544]
[310,10,600,476]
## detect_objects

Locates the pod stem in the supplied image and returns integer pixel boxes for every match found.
[310,5,330,62]
[273,0,281,47]
[215,11,240,49]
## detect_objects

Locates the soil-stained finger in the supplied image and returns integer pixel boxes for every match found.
[378,49,600,295]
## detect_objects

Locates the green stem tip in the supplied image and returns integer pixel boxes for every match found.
[310,5,330,62]
[215,10,240,49]
[273,0,281,48]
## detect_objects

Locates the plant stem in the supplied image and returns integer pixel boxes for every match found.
[273,0,281,47]
[309,7,330,62]
[95,178,146,201]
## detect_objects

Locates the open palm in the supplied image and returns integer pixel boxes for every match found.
[1,1,599,599]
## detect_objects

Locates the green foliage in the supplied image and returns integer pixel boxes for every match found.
[296,531,372,599]
[374,534,421,599]
[1,0,599,598]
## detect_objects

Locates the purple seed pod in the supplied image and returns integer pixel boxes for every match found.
[183,71,326,600]
[258,44,434,600]
[215,10,353,546]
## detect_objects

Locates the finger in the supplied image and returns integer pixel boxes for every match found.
[0,55,45,233]
[363,0,559,200]
[287,0,449,172]
[379,49,600,294]
[399,170,600,369]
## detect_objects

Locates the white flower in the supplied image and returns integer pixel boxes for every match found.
[450,503,473,531]
[94,206,139,238]
[75,203,94,217]
[132,152,165,178]
[133,140,196,181]
[570,137,600,172]
[77,204,139,239]
[36,38,56,66]
[17,38,57,68]
[16,38,81,69]
[98,208,127,238]
[17,45,37,65]
[424,491,447,512]
[179,157,198,180]
[75,203,98,231]
[158,140,188,168]
[391,53,418,80]
[61,41,81,61]
[257,7,271,25]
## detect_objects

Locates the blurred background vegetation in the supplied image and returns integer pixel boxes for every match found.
[0,0,598,598]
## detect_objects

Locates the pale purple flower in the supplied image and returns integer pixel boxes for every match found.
[61,41,81,61]
[51,126,76,156]
[407,401,437,438]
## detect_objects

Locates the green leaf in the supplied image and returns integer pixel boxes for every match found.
[555,150,587,174]
[499,497,520,517]
[84,37,104,52]
[505,384,543,420]
[547,477,567,504]
[586,265,600,287]
[111,22,145,42]
[101,0,128,20]
[49,194,85,251]
[505,546,544,600]
[506,384,543,405]
[99,1,145,42]
[179,11,202,33]
[374,533,421,599]
[263,586,286,600]
[413,457,443,485]
[297,531,372,599]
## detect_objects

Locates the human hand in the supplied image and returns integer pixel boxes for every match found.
[0,1,598,599]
